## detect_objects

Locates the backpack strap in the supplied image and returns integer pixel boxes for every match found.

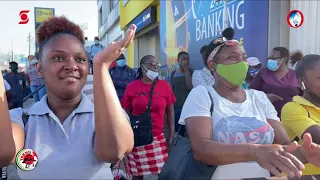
[292,101,310,142]
[22,113,29,126]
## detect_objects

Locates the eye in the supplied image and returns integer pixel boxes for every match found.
[227,55,237,60]
[53,56,64,61]
[76,57,86,63]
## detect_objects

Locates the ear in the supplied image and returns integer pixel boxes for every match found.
[36,62,43,78]
[207,57,216,72]
[297,78,304,89]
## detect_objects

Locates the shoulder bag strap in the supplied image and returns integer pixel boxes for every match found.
[292,101,310,142]
[22,113,29,126]
[146,79,158,113]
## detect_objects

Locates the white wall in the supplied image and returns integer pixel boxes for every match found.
[107,22,123,44]
[289,1,320,54]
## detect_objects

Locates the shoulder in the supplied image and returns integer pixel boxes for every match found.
[127,79,140,88]
[9,107,25,128]
[282,99,305,115]
[189,85,210,98]
[192,70,201,76]
[258,68,270,76]
[156,79,171,88]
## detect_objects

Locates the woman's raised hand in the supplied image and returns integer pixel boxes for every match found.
[94,24,136,66]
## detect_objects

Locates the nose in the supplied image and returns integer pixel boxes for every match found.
[64,58,79,72]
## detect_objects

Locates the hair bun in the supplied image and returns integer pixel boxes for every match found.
[222,27,234,40]
[200,45,208,54]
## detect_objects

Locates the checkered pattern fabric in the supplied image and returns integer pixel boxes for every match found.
[125,133,168,176]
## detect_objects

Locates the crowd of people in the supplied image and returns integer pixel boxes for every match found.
[0,16,320,180]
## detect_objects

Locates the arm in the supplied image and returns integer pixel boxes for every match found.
[121,83,133,115]
[93,26,135,163]
[166,104,175,146]
[0,75,16,167]
[184,69,193,90]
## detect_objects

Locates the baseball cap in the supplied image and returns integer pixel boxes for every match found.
[247,57,261,66]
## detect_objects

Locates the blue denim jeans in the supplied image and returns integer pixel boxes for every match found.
[30,85,47,102]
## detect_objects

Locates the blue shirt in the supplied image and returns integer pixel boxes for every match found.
[89,44,104,60]
[9,94,130,179]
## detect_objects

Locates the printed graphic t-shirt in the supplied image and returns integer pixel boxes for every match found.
[179,85,279,179]
[122,79,176,136]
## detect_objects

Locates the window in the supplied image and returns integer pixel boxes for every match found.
[98,8,102,28]
[123,0,129,6]
[110,0,119,10]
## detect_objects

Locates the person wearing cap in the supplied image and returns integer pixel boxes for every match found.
[110,54,136,100]
[242,57,262,89]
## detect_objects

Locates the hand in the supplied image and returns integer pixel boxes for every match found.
[94,24,136,66]
[267,93,283,103]
[253,144,304,178]
[181,60,189,70]
[167,136,174,152]
[301,133,320,167]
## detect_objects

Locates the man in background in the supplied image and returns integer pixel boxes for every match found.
[88,36,104,74]
[4,61,26,108]
[110,54,136,100]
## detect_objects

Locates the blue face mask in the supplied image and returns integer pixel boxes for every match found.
[94,40,99,45]
[248,69,259,77]
[267,59,280,71]
[116,59,126,67]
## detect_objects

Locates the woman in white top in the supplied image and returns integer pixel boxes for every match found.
[0,16,135,179]
[178,28,320,179]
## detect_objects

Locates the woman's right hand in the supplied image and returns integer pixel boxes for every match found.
[267,93,283,103]
[253,143,304,178]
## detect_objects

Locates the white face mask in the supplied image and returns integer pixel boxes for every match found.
[143,66,158,80]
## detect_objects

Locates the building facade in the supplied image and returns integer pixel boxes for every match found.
[119,0,320,69]
[120,0,160,68]
[97,0,125,57]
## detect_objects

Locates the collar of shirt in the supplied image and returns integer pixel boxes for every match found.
[28,93,94,115]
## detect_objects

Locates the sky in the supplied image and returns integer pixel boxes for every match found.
[0,1,98,56]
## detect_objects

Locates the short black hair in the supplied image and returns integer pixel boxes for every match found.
[116,54,126,61]
[178,51,188,59]
[200,45,208,67]
[9,61,18,66]
[273,47,290,64]
[295,54,320,78]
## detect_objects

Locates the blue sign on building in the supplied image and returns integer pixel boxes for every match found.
[127,6,156,33]
[160,0,269,70]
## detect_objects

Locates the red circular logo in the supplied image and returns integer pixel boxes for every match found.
[287,10,304,28]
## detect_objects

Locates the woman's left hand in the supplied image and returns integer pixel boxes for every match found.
[94,24,136,66]
[301,133,320,166]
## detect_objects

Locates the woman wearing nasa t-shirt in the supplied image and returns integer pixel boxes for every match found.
[178,28,320,179]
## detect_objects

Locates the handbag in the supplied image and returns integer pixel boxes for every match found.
[159,91,217,180]
[130,79,157,147]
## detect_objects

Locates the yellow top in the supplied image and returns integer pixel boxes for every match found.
[281,96,320,175]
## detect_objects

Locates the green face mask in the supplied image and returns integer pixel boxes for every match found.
[215,61,249,86]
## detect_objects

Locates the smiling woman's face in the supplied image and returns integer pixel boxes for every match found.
[39,34,88,100]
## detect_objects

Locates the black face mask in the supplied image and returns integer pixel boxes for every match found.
[303,81,320,104]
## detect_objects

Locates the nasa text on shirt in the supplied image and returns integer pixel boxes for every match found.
[16,149,38,171]
[287,10,304,28]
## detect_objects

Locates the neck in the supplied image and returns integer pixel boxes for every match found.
[214,78,245,103]
[141,76,153,84]
[179,66,184,72]
[46,92,82,123]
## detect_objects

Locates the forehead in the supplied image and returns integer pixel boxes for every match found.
[218,44,243,56]
[179,54,189,58]
[269,50,281,57]
[42,34,85,55]
[144,57,158,63]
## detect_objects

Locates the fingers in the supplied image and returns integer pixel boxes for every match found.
[302,133,312,149]
[282,151,304,175]
[120,24,136,49]
[283,141,298,153]
[264,164,282,177]
[272,159,295,178]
